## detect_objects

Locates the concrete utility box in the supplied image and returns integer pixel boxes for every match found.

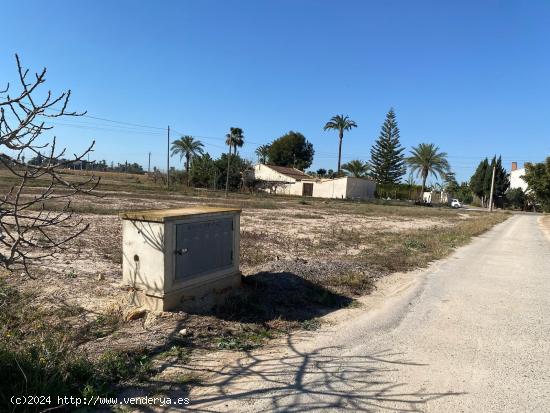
[120,207,241,311]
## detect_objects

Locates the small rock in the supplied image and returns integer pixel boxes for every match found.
[159,311,173,318]
[143,312,158,329]
[124,307,147,322]
[179,328,188,337]
[97,274,105,281]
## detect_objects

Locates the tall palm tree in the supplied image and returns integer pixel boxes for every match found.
[406,143,450,198]
[255,144,270,164]
[341,160,369,178]
[323,114,357,174]
[170,135,204,186]
[225,127,244,197]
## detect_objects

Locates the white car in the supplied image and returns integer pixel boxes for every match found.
[451,199,462,208]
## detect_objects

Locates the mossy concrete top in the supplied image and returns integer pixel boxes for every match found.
[119,206,242,223]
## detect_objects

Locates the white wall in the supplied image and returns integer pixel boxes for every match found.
[313,177,348,198]
[313,177,375,200]
[510,168,528,191]
[253,164,295,183]
[253,164,299,195]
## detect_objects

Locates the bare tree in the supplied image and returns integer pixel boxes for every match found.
[0,54,98,275]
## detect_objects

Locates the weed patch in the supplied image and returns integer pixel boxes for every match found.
[0,278,158,411]
[301,318,321,331]
[216,327,273,351]
[157,345,191,363]
[326,271,376,295]
[175,373,201,385]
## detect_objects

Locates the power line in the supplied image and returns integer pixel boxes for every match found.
[9,107,544,173]
[81,114,166,130]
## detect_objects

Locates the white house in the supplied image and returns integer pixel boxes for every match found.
[423,191,452,204]
[510,162,528,192]
[252,164,376,200]
[252,164,314,196]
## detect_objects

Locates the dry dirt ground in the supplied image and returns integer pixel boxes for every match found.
[0,179,510,405]
[8,189,461,317]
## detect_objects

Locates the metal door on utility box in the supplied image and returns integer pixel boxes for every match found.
[175,219,233,280]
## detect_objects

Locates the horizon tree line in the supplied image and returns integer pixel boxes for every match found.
[22,106,455,198]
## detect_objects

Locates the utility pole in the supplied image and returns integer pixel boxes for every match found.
[167,125,170,190]
[148,152,151,173]
[489,164,496,212]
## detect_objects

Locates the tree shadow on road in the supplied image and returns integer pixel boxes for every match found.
[136,333,465,412]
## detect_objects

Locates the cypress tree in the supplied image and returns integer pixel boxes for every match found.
[492,156,509,197]
[470,158,489,206]
[369,108,406,184]
[470,156,509,207]
[470,158,488,200]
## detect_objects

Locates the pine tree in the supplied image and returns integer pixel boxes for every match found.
[369,108,406,184]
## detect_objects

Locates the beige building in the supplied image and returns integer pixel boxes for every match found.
[252,164,376,200]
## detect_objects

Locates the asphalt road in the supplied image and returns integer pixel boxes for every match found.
[189,214,550,412]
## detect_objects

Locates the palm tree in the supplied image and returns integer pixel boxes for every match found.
[323,114,357,174]
[255,144,270,164]
[225,127,244,197]
[406,143,450,199]
[341,160,369,178]
[170,135,204,186]
[406,172,416,200]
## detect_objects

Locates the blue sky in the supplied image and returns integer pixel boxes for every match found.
[1,0,549,182]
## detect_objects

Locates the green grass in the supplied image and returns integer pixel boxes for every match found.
[157,345,191,363]
[0,279,157,411]
[216,327,273,351]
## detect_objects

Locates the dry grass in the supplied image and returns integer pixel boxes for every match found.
[0,168,511,407]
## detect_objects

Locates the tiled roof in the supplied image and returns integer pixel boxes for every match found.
[265,165,312,181]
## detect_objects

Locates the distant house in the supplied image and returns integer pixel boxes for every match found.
[252,164,313,196]
[423,191,452,204]
[510,162,528,192]
[252,164,376,200]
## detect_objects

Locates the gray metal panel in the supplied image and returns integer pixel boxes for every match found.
[175,218,233,280]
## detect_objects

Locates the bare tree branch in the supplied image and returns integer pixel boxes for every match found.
[0,54,99,275]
